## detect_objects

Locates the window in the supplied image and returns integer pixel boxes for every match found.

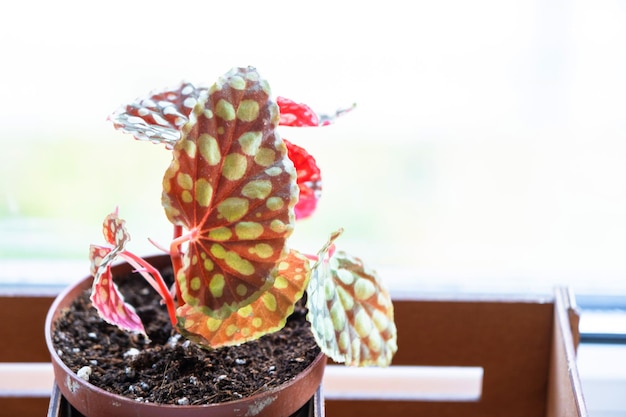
[1,1,626,298]
[2,2,626,415]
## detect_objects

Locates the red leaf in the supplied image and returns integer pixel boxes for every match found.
[89,244,110,277]
[285,140,321,220]
[277,96,320,127]
[277,96,356,127]
[162,67,299,319]
[102,211,130,248]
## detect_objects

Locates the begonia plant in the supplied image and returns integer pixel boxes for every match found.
[89,66,397,367]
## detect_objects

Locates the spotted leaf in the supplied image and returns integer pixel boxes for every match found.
[89,244,110,277]
[176,249,311,347]
[284,140,321,220]
[306,231,398,366]
[109,83,329,219]
[101,210,130,248]
[109,82,202,148]
[162,67,299,319]
[90,211,178,329]
[89,243,145,334]
[109,85,347,144]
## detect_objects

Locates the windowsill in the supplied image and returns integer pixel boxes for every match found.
[2,259,625,414]
[2,344,624,416]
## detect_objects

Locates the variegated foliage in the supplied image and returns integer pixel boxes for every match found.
[91,67,397,360]
[307,231,398,366]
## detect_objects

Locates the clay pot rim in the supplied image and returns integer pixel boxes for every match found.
[44,255,326,414]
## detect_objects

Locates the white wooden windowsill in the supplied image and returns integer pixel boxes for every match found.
[2,346,625,417]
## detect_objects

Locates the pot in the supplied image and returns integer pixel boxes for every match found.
[45,255,326,417]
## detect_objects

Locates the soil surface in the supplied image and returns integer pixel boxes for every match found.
[52,267,321,406]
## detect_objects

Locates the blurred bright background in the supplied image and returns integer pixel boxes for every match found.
[1,0,626,295]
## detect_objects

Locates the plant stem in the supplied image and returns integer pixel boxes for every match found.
[120,251,178,326]
[170,225,184,302]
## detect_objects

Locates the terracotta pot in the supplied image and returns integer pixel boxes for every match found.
[45,255,326,417]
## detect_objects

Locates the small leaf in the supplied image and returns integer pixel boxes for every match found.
[89,244,110,277]
[88,244,145,334]
[277,96,356,127]
[102,211,130,248]
[285,140,321,220]
[306,231,397,366]
[277,96,321,127]
[109,82,202,148]
[176,250,311,347]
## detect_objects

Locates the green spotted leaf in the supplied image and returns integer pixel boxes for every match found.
[162,67,299,319]
[177,250,311,347]
[306,231,398,366]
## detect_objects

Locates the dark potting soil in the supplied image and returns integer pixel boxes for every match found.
[52,267,321,406]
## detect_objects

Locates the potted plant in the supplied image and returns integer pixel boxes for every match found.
[45,66,398,417]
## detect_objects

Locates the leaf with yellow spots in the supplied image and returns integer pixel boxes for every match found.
[176,250,311,348]
[306,230,398,366]
[109,80,343,222]
[162,67,300,320]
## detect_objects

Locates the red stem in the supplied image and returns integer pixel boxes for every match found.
[170,225,185,303]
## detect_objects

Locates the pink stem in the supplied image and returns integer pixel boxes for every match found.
[304,253,319,262]
[148,237,170,254]
[120,251,178,327]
